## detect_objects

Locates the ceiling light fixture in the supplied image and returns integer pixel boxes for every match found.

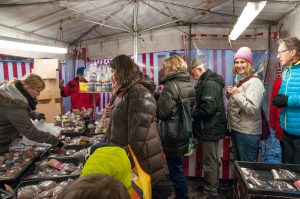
[0,39,68,54]
[229,1,267,41]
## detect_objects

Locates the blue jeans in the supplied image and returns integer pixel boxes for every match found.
[166,156,189,199]
[232,130,260,161]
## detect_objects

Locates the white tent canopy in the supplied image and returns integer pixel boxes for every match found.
[0,0,299,59]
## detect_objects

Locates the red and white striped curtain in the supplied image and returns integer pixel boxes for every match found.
[0,61,33,81]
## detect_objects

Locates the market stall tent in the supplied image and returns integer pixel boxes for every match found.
[1,0,300,180]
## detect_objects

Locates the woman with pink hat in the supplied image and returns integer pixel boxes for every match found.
[226,47,264,162]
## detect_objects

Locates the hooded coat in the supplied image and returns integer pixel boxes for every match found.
[193,69,227,141]
[108,74,165,187]
[0,81,60,154]
[81,146,132,195]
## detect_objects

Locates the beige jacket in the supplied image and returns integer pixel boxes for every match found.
[227,77,264,135]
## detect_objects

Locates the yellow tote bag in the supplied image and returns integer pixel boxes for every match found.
[128,145,152,199]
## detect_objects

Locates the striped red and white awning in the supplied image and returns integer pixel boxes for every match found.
[0,61,33,81]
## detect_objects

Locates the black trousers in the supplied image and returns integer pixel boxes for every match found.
[282,130,300,164]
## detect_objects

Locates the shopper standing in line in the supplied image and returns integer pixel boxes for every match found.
[227,47,264,162]
[269,76,285,163]
[107,55,165,193]
[272,37,300,164]
[59,67,94,117]
[157,55,196,199]
[189,57,227,199]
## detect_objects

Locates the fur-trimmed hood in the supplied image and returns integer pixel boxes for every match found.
[0,81,28,109]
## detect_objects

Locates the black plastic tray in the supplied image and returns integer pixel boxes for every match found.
[61,131,99,137]
[0,150,42,187]
[65,143,92,150]
[235,161,300,198]
[22,157,83,181]
[45,145,88,162]
[0,188,13,199]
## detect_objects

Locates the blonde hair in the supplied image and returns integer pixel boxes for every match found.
[232,58,254,77]
[163,55,187,74]
[21,73,45,92]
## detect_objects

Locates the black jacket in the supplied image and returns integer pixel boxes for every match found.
[157,71,196,157]
[193,69,227,141]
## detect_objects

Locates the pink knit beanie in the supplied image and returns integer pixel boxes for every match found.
[234,47,253,65]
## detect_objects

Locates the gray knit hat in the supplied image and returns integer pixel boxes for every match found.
[189,56,207,71]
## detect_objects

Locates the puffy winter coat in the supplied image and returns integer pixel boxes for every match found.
[269,77,283,140]
[108,76,165,187]
[60,77,93,110]
[0,81,60,154]
[279,60,300,135]
[157,71,196,157]
[193,70,227,141]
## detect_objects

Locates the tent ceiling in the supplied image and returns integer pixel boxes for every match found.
[0,0,299,45]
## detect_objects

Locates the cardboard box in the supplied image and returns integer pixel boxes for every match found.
[234,161,300,199]
[37,79,61,100]
[33,59,58,79]
[36,99,62,123]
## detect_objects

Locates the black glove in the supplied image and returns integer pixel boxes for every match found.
[272,94,288,108]
[56,140,65,148]
[36,113,46,121]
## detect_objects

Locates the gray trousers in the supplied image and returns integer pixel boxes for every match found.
[201,140,220,197]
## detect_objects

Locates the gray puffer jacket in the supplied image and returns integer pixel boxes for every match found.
[0,81,60,154]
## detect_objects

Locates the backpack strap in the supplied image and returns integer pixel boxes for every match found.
[169,81,182,102]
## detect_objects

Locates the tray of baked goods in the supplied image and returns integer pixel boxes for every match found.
[15,176,78,199]
[0,146,46,186]
[21,157,83,181]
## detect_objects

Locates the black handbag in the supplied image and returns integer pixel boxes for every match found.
[159,82,193,147]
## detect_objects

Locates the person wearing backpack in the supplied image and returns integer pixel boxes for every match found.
[189,56,227,199]
[157,55,196,199]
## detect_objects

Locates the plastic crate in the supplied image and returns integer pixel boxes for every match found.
[234,161,300,199]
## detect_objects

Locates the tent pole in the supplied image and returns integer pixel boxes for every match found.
[133,0,138,63]
[188,24,192,65]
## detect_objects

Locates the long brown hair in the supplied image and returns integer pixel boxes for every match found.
[109,54,140,86]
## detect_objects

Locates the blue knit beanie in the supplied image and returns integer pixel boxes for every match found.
[76,67,85,75]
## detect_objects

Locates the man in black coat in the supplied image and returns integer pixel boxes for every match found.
[189,57,227,199]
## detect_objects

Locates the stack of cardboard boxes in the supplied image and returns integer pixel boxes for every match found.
[33,59,62,123]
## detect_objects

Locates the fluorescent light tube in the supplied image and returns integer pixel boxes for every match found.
[229,1,267,40]
[0,39,68,54]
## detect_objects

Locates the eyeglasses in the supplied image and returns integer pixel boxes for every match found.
[277,49,289,55]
